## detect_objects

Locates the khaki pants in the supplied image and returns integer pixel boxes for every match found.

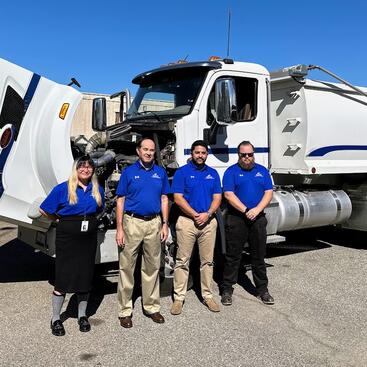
[173,216,217,301]
[117,215,161,317]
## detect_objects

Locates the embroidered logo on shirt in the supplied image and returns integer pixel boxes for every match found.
[151,173,161,179]
[205,174,215,180]
[255,172,263,177]
[239,174,244,177]
[134,175,140,179]
[190,175,195,179]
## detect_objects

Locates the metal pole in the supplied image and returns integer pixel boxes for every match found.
[308,65,367,98]
[226,9,231,57]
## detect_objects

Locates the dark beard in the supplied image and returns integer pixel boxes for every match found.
[238,159,255,170]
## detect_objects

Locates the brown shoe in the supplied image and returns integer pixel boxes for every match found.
[119,316,133,328]
[203,297,220,312]
[147,312,165,324]
[170,300,183,315]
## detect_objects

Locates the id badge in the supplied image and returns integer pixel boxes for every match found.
[81,220,89,232]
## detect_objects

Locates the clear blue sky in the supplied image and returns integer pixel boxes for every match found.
[1,0,366,94]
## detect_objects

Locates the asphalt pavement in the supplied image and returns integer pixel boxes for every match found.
[0,222,366,367]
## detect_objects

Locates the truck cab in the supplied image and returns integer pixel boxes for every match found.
[123,59,270,178]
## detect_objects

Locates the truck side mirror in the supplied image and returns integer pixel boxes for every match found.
[92,98,107,131]
[215,78,237,125]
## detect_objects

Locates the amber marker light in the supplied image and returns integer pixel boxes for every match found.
[208,56,221,61]
[59,103,70,120]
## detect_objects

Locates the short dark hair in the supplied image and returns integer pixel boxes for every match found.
[136,137,155,149]
[191,140,208,152]
[237,140,255,153]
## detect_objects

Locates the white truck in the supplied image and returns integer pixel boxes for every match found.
[1,57,366,278]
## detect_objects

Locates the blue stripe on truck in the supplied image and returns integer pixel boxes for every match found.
[308,145,367,157]
[184,147,269,155]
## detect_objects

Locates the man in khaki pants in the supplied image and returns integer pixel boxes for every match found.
[115,138,170,328]
[171,140,222,315]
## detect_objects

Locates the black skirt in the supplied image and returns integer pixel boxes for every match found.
[55,215,98,293]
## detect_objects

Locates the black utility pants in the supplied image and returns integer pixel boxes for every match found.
[222,211,268,295]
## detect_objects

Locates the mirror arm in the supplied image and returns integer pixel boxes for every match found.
[204,120,220,146]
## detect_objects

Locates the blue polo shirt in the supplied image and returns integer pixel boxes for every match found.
[223,163,273,209]
[171,161,222,213]
[40,181,105,216]
[116,161,170,216]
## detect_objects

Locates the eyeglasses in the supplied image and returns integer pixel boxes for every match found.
[78,165,93,171]
[239,152,254,158]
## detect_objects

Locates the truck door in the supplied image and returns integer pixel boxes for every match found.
[0,58,82,227]
[197,71,269,177]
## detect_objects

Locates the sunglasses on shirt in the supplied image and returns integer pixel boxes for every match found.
[238,152,254,158]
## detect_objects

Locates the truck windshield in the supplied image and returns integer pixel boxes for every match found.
[127,69,207,120]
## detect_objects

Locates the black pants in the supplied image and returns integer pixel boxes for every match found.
[222,211,268,295]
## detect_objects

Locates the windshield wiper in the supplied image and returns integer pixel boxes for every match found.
[126,111,162,122]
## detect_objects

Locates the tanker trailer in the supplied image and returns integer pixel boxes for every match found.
[266,64,367,233]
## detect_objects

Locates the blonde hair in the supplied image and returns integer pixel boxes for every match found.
[67,159,102,207]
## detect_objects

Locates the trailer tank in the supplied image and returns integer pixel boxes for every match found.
[267,65,367,232]
[270,72,367,177]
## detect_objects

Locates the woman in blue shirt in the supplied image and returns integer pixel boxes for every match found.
[40,156,105,336]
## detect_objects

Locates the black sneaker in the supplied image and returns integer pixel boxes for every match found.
[221,293,232,306]
[51,320,65,336]
[78,316,91,332]
[258,291,274,305]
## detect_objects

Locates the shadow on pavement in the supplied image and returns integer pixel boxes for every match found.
[0,239,53,283]
[268,226,367,257]
[2,226,365,316]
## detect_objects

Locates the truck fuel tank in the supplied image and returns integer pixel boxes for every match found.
[265,189,352,233]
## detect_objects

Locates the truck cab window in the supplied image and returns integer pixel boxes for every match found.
[235,77,257,121]
[206,76,257,124]
[128,69,207,120]
[137,92,174,113]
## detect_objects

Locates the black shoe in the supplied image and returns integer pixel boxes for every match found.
[78,316,91,332]
[51,320,65,336]
[258,291,274,305]
[221,293,232,306]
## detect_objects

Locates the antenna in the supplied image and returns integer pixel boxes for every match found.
[226,8,231,57]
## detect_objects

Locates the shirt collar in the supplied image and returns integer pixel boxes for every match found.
[77,182,93,192]
[136,160,155,171]
[189,160,208,171]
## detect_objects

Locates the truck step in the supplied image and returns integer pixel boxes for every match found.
[266,234,286,244]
